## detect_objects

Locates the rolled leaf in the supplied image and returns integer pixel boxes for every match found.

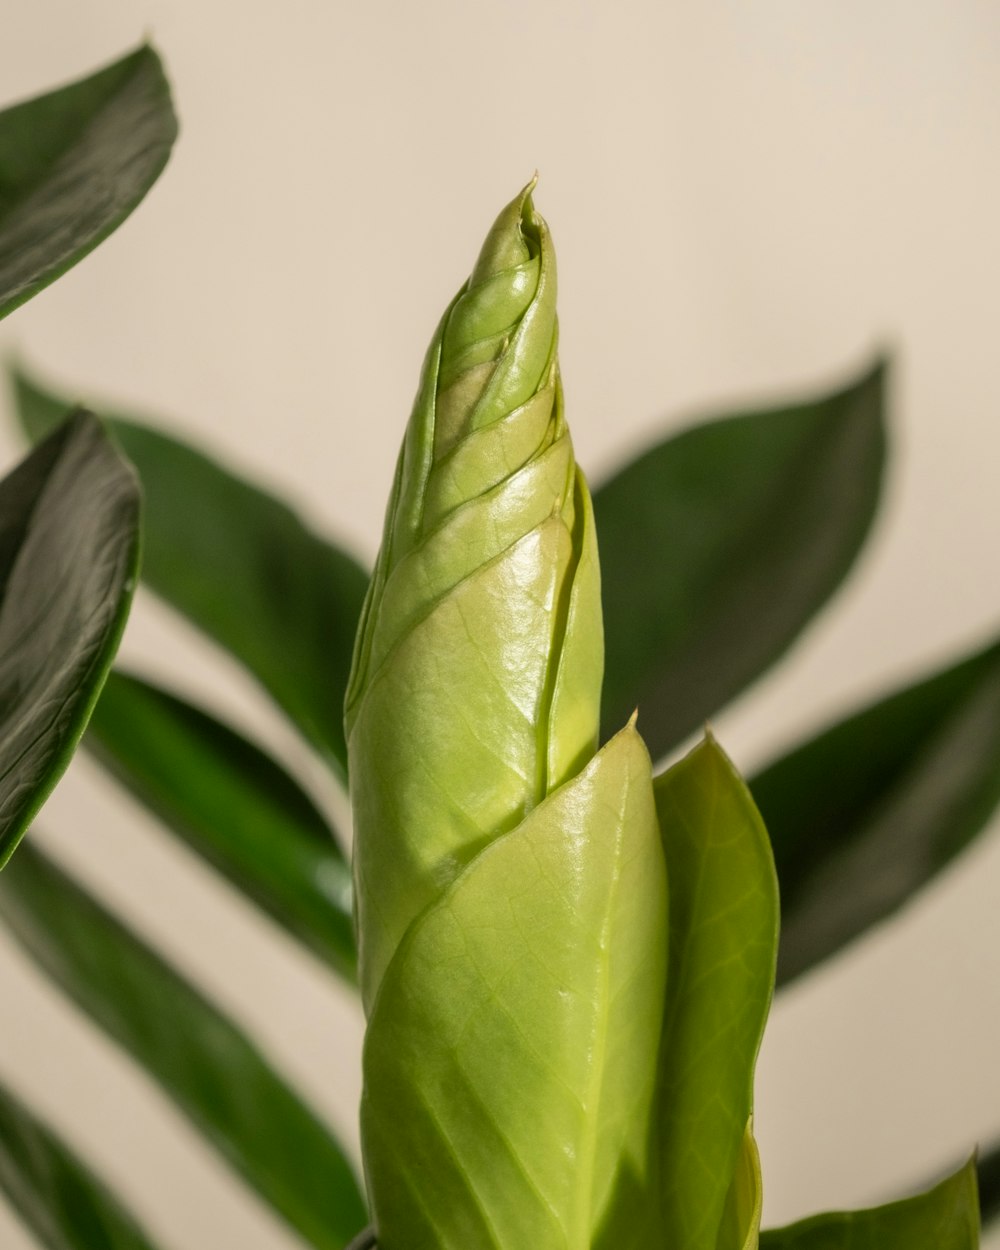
[752,635,1000,984]
[594,361,886,760]
[350,187,673,1250]
[346,181,604,1011]
[0,411,139,868]
[86,669,355,980]
[0,842,367,1250]
[0,46,176,320]
[363,725,667,1250]
[759,1156,980,1249]
[0,1080,163,1250]
[652,735,778,1250]
[13,366,369,777]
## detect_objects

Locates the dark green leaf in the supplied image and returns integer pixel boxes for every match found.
[87,669,356,980]
[0,412,139,868]
[0,1080,163,1250]
[652,735,778,1250]
[759,1157,980,1249]
[976,1140,1000,1225]
[595,361,887,759]
[0,46,176,320]
[13,367,370,777]
[752,635,1000,985]
[0,843,367,1249]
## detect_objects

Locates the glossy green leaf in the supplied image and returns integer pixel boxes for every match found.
[759,1157,980,1249]
[594,361,886,759]
[652,735,778,1250]
[362,725,668,1250]
[13,367,370,778]
[86,669,355,980]
[0,46,176,321]
[752,635,1000,985]
[0,1080,163,1250]
[976,1139,1000,1225]
[0,843,367,1249]
[0,412,139,868]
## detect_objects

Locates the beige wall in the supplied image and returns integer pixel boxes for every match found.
[1,2,998,1246]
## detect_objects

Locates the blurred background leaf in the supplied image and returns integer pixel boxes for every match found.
[0,46,176,321]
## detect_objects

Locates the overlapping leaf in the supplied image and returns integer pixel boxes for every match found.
[0,843,367,1250]
[653,736,778,1250]
[0,46,176,320]
[13,368,369,777]
[759,1157,979,1249]
[362,726,667,1250]
[86,670,355,980]
[0,412,139,868]
[752,635,1000,984]
[0,1081,163,1250]
[594,362,886,760]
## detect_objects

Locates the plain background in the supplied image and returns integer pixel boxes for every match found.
[1,2,999,1247]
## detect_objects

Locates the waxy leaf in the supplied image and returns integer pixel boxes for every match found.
[346,184,603,1012]
[594,362,886,760]
[752,635,1000,984]
[719,1126,764,1250]
[86,670,355,981]
[0,46,176,320]
[759,1157,980,1249]
[653,735,778,1250]
[0,1080,163,1250]
[0,843,367,1250]
[0,412,139,868]
[362,726,668,1250]
[13,367,369,777]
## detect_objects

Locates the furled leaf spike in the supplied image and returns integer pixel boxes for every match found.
[346,181,604,1011]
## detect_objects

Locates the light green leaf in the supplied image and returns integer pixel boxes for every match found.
[0,1080,163,1250]
[86,670,355,981]
[752,635,1000,985]
[362,725,668,1250]
[12,366,370,778]
[653,735,779,1250]
[718,1125,764,1250]
[0,412,139,868]
[0,843,367,1250]
[0,46,176,320]
[759,1157,980,1249]
[594,361,886,760]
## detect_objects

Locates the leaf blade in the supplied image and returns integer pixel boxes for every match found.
[362,726,668,1250]
[751,636,1000,985]
[0,412,139,868]
[0,842,367,1250]
[0,1080,164,1250]
[652,735,779,1250]
[759,1157,980,1249]
[595,362,886,759]
[86,669,356,980]
[0,46,177,320]
[13,367,370,776]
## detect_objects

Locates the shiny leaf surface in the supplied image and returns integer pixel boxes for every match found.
[594,362,886,759]
[752,635,1000,984]
[13,367,369,777]
[362,726,668,1250]
[0,1080,162,1250]
[86,669,355,980]
[653,736,778,1250]
[759,1158,980,1249]
[0,412,139,868]
[0,843,367,1249]
[0,46,176,320]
